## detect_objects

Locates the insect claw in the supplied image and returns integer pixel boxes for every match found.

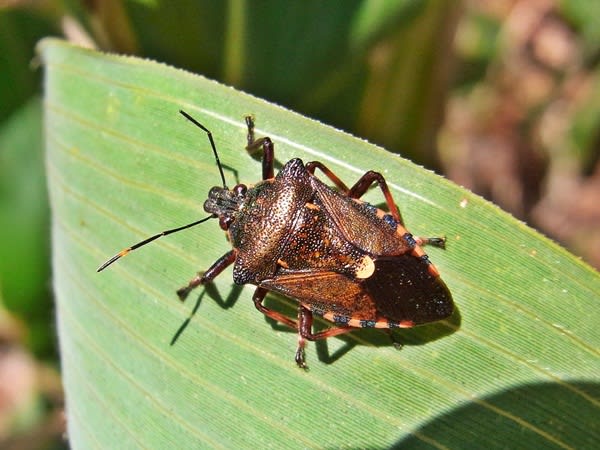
[295,348,309,370]
[417,236,446,249]
[384,329,404,350]
[429,237,446,249]
[176,286,191,301]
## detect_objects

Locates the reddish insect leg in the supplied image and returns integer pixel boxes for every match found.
[245,116,275,180]
[347,170,404,225]
[306,162,406,226]
[252,289,355,368]
[347,172,446,248]
[310,165,446,249]
[296,305,354,369]
[251,287,298,329]
[177,250,236,301]
[305,161,350,192]
[414,236,446,249]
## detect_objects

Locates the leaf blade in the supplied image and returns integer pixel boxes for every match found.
[41,38,600,449]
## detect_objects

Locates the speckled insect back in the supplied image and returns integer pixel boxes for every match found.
[98,111,454,368]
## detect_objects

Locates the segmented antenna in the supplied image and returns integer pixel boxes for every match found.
[98,110,228,272]
[97,216,213,272]
[179,110,227,189]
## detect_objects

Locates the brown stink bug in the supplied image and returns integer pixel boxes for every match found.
[98,110,454,368]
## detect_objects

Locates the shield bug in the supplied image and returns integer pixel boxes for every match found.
[98,110,454,368]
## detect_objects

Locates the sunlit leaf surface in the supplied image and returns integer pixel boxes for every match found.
[41,39,599,449]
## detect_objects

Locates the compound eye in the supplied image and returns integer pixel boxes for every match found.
[233,184,247,196]
[219,216,233,230]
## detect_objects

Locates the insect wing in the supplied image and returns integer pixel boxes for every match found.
[364,255,453,325]
[260,254,452,327]
[310,178,410,256]
[259,271,377,320]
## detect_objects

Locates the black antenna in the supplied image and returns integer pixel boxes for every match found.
[98,110,228,272]
[97,216,214,272]
[179,110,227,188]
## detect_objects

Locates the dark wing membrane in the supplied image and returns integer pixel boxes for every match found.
[260,254,453,326]
[310,178,410,256]
[259,271,378,320]
[364,255,453,325]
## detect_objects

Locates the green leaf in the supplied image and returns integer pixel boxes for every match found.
[40,38,599,449]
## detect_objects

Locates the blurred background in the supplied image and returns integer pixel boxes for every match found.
[0,1,599,448]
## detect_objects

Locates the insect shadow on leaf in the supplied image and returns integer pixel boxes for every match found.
[170,282,244,346]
